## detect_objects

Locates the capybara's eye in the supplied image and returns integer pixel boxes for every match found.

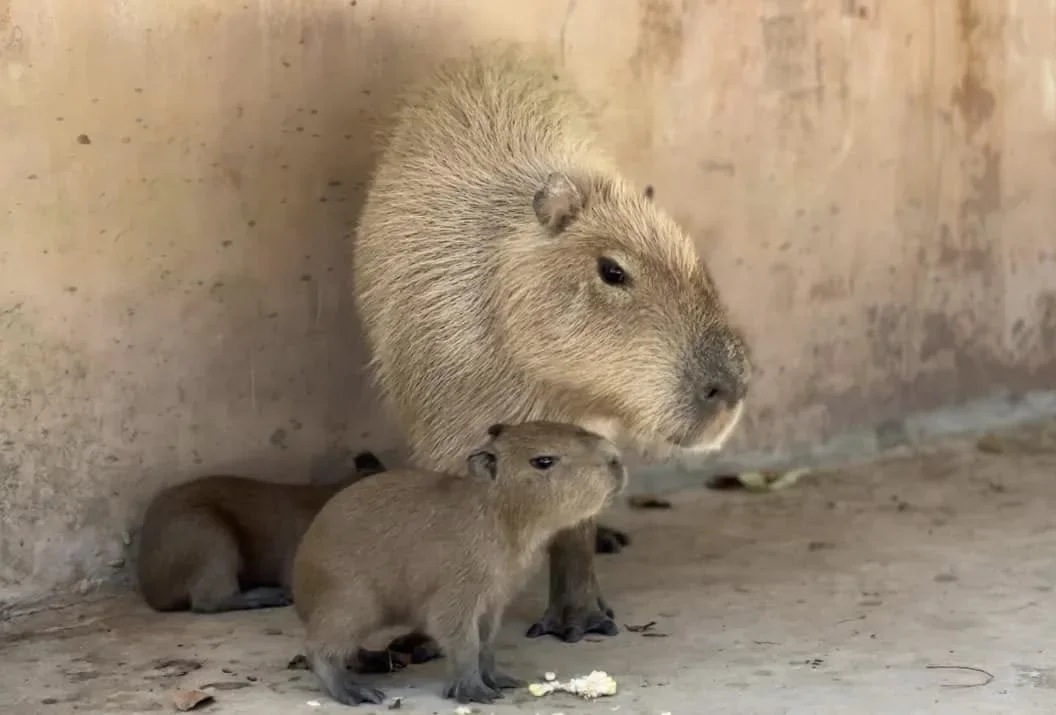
[529,455,559,470]
[596,257,627,286]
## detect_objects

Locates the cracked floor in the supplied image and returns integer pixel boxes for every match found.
[2,423,1055,715]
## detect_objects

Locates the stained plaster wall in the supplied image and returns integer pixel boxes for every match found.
[1,0,1054,609]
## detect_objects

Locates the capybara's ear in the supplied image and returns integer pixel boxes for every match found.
[532,172,583,234]
[467,450,498,480]
[486,423,505,439]
[353,451,386,476]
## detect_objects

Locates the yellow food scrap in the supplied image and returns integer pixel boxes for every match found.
[528,670,617,699]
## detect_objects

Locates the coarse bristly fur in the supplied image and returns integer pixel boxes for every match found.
[136,452,386,615]
[292,421,628,706]
[354,41,752,474]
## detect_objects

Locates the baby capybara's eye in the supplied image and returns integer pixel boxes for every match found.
[529,455,558,470]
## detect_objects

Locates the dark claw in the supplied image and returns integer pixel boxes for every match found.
[317,665,386,705]
[443,677,501,704]
[525,601,619,642]
[385,631,443,664]
[594,524,631,554]
[482,669,524,690]
[334,683,386,706]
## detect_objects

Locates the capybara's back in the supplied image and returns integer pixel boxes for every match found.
[354,42,752,473]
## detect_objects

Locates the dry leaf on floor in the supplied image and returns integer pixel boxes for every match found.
[737,468,810,493]
[172,689,214,711]
[627,495,672,509]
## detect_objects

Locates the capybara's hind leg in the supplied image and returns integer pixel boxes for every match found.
[308,650,385,705]
[385,631,443,664]
[355,647,406,674]
[185,535,248,613]
[526,518,619,642]
[594,523,631,554]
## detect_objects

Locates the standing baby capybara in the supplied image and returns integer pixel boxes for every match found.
[292,421,628,706]
[136,452,385,614]
[353,42,752,643]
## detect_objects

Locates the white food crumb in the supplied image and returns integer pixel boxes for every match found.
[453,706,473,715]
[306,700,322,708]
[528,670,617,700]
[544,671,557,681]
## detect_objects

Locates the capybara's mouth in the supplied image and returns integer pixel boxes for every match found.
[666,401,746,452]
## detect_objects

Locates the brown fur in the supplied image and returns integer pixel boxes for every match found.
[136,452,386,615]
[291,421,627,706]
[353,42,752,642]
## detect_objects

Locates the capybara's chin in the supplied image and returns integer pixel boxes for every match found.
[668,400,747,454]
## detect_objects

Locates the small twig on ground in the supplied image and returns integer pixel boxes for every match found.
[925,664,995,689]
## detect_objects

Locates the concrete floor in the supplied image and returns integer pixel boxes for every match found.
[2,424,1055,715]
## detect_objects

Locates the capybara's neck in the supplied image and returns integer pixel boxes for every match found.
[487,487,586,559]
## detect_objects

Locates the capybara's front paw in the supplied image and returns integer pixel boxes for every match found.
[333,683,386,706]
[443,676,502,704]
[594,523,631,554]
[526,595,618,643]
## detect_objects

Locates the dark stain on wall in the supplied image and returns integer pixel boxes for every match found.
[951,0,996,141]
[629,0,685,80]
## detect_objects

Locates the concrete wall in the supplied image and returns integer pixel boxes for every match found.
[1,0,1054,610]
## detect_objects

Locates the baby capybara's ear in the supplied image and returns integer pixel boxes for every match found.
[353,451,386,476]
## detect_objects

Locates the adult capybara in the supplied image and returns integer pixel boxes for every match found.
[292,421,628,705]
[353,42,752,643]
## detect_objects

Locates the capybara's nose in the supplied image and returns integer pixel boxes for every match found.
[689,328,751,416]
[692,356,748,414]
[695,374,740,411]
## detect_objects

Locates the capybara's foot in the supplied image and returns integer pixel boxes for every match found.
[594,523,630,554]
[239,586,293,609]
[310,652,386,705]
[386,631,443,664]
[332,682,386,706]
[356,647,406,674]
[481,667,524,690]
[191,586,292,613]
[526,594,618,643]
[443,675,501,704]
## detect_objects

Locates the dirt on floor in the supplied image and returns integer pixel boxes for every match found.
[2,423,1055,715]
